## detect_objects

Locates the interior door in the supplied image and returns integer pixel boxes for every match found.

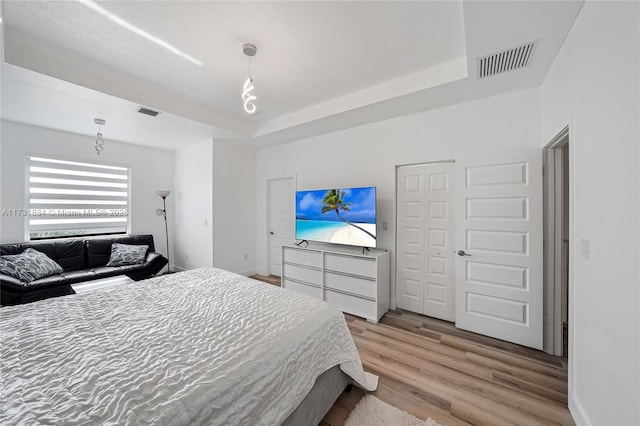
[268,177,294,276]
[423,163,455,322]
[396,162,455,321]
[454,151,543,349]
[396,166,426,313]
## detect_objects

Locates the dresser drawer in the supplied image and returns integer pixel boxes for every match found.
[282,263,322,285]
[324,253,376,278]
[283,247,322,268]
[324,289,377,322]
[283,279,322,299]
[324,272,376,299]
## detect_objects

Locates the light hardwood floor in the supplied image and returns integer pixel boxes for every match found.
[250,275,573,425]
[250,274,281,286]
[323,311,572,426]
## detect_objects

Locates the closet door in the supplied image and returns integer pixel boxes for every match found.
[396,165,426,313]
[423,163,455,321]
[396,163,455,321]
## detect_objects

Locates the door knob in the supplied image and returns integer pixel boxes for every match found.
[456,250,471,257]
[269,231,274,235]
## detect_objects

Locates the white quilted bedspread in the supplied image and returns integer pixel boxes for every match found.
[0,267,377,425]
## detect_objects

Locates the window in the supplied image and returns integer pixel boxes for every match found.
[26,156,130,240]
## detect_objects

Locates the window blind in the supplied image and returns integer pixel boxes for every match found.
[27,156,130,240]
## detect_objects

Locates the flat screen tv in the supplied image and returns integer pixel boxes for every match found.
[295,186,377,248]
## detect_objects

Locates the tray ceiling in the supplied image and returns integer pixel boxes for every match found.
[0,1,584,149]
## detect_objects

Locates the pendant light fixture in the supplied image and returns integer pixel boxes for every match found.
[94,118,106,155]
[242,43,257,114]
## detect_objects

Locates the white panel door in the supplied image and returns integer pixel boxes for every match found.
[396,166,426,313]
[423,163,455,322]
[396,163,455,321]
[268,177,294,276]
[454,151,543,349]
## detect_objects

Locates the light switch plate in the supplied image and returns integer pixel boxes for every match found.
[580,238,590,260]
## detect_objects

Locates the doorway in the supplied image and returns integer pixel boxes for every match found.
[543,127,570,357]
[267,177,295,277]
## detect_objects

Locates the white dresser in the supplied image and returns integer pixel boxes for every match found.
[281,245,390,323]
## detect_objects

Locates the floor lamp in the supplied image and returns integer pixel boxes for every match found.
[155,190,171,273]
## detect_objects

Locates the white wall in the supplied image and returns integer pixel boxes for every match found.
[256,87,542,303]
[541,2,639,425]
[213,140,256,275]
[0,120,175,265]
[174,140,213,271]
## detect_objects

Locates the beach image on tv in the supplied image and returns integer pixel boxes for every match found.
[296,187,377,248]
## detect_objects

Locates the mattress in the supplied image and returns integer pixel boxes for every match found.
[0,267,377,425]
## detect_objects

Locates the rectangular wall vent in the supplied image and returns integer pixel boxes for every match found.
[137,107,160,117]
[478,42,535,79]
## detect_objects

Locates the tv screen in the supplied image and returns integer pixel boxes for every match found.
[295,186,377,248]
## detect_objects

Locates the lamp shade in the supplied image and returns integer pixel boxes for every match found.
[156,190,171,198]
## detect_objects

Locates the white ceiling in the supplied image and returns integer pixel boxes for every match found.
[0,1,584,150]
[1,63,231,150]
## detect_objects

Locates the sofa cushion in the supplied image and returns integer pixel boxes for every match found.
[1,281,74,304]
[2,272,78,292]
[61,270,99,285]
[106,243,148,267]
[23,273,69,290]
[0,239,86,272]
[86,235,156,268]
[0,248,64,283]
[89,263,149,280]
[0,274,25,291]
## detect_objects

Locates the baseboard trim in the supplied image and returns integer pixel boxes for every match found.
[255,269,268,276]
[569,392,590,425]
[172,265,187,272]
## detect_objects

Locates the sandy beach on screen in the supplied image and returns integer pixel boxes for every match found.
[328,223,376,247]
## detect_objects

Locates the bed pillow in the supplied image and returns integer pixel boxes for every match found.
[106,243,149,267]
[0,248,64,283]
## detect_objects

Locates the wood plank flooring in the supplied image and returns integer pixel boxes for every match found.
[250,274,281,286]
[249,275,572,425]
[323,311,572,426]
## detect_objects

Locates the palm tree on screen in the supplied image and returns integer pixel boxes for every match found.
[321,189,376,240]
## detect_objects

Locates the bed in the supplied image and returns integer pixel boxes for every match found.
[0,267,377,425]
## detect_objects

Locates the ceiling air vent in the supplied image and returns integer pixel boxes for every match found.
[137,106,160,117]
[478,42,535,79]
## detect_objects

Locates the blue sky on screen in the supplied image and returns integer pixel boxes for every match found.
[296,187,376,223]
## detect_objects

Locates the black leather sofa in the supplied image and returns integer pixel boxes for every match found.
[1,234,168,306]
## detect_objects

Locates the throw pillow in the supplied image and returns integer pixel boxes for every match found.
[0,248,64,283]
[106,243,148,267]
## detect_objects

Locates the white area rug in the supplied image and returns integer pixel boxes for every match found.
[345,395,442,426]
